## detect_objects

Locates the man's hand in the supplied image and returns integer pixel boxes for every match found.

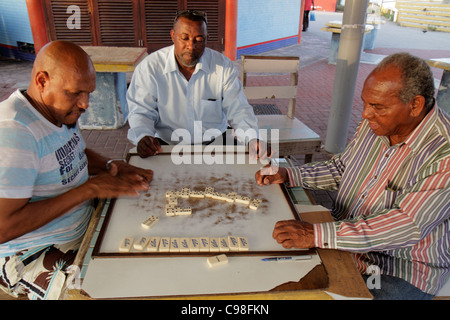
[137,136,163,158]
[255,165,288,186]
[248,139,270,160]
[272,220,315,249]
[107,161,154,185]
[84,172,151,199]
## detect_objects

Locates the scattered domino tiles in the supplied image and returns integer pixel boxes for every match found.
[249,199,262,211]
[120,187,257,254]
[133,236,150,250]
[207,254,228,268]
[159,237,171,252]
[189,238,200,252]
[228,236,240,251]
[179,238,190,252]
[209,238,220,251]
[119,237,134,252]
[170,238,180,252]
[141,215,159,229]
[119,236,249,253]
[165,186,262,216]
[146,237,161,252]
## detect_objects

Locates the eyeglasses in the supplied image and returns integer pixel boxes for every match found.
[174,10,208,25]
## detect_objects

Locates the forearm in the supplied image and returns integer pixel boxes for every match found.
[222,69,258,143]
[0,183,95,244]
[314,186,449,252]
[0,164,153,244]
[313,209,421,252]
[126,112,157,146]
[126,74,158,145]
[85,148,127,176]
[85,148,110,175]
[286,156,344,190]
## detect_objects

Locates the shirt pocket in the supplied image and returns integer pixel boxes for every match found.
[383,186,403,209]
[197,99,224,126]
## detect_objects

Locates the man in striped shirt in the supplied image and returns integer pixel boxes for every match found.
[256,53,449,299]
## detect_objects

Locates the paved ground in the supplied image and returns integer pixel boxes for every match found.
[1,11,449,163]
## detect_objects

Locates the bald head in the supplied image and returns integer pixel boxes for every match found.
[30,41,95,87]
[25,41,96,127]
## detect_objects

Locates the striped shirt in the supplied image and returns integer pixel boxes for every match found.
[286,106,449,295]
[0,90,93,257]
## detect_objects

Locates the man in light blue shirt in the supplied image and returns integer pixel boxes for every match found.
[0,41,153,299]
[127,10,263,158]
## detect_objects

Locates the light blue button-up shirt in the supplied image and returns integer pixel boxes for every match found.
[126,45,258,145]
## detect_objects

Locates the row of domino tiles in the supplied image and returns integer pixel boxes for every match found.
[165,187,263,216]
[119,235,249,253]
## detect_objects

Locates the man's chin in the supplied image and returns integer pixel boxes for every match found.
[65,111,84,128]
[179,53,201,68]
[181,60,197,68]
[64,117,79,129]
[368,122,383,136]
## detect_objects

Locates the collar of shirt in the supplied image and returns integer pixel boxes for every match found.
[403,106,439,153]
[377,106,439,152]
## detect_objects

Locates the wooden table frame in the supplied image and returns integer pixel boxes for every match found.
[91,153,314,259]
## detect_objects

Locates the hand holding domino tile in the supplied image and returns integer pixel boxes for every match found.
[106,160,154,185]
[255,165,288,186]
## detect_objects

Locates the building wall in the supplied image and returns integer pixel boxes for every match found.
[1,0,305,61]
[236,0,302,58]
[0,0,35,61]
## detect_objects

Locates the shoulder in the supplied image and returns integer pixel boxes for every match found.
[138,45,172,70]
[0,90,68,148]
[0,92,41,155]
[205,47,233,65]
[202,48,236,75]
[413,107,450,152]
[0,90,37,129]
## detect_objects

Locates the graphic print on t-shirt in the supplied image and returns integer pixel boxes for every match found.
[54,132,87,185]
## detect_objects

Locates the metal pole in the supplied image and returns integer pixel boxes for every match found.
[324,0,369,153]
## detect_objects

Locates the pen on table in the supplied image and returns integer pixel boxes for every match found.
[261,255,312,262]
